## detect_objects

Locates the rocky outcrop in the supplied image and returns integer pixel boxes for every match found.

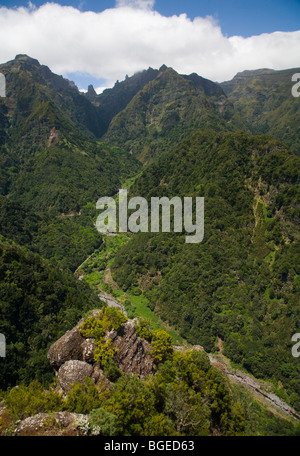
[47,310,101,369]
[14,412,95,436]
[57,360,93,393]
[107,320,153,377]
[47,311,154,394]
[48,127,59,146]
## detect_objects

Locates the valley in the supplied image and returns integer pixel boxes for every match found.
[0,54,299,436]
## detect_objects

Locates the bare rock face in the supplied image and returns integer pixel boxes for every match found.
[57,360,93,393]
[47,310,101,369]
[107,320,153,377]
[14,412,93,436]
[48,127,59,146]
[91,365,113,390]
[47,323,86,369]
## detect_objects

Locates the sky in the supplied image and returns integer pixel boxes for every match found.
[0,0,299,92]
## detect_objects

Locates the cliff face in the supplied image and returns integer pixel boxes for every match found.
[47,311,154,395]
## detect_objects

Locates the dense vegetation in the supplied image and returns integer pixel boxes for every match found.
[111,130,300,409]
[221,67,300,156]
[103,67,243,163]
[2,345,299,436]
[0,54,299,435]
[0,55,141,213]
[0,236,101,389]
[0,197,103,271]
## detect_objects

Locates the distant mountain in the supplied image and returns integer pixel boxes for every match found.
[221,67,300,156]
[85,66,159,136]
[0,54,140,212]
[102,66,243,163]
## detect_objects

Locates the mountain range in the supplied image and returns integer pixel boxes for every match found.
[0,54,299,437]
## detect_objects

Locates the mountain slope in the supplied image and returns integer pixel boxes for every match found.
[111,129,300,410]
[0,236,101,389]
[85,66,159,136]
[221,67,300,156]
[0,55,141,212]
[103,66,243,163]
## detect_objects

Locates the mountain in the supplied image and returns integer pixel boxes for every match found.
[85,66,159,136]
[102,66,244,163]
[0,54,141,212]
[221,67,300,156]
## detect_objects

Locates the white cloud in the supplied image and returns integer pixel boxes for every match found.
[0,2,299,89]
[115,0,155,10]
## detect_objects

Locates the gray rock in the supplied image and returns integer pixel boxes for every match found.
[14,412,92,436]
[57,360,93,393]
[47,310,102,369]
[107,320,153,377]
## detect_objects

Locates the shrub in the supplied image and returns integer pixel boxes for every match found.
[4,380,63,421]
[151,330,173,365]
[64,378,103,414]
[89,407,119,436]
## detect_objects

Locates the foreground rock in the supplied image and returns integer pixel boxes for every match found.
[14,412,95,436]
[106,320,153,377]
[47,310,101,369]
[47,312,154,394]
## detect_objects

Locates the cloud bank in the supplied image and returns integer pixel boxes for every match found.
[0,2,299,90]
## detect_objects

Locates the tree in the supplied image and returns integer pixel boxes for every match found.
[151,330,173,365]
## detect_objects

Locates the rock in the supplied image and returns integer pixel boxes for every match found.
[47,310,101,369]
[48,127,59,146]
[82,338,96,363]
[57,360,93,393]
[91,365,113,390]
[14,412,93,436]
[107,320,153,377]
[47,311,153,392]
[47,322,86,369]
[192,345,204,351]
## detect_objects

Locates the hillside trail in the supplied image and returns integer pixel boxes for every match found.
[209,348,300,423]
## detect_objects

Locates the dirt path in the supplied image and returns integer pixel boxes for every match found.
[98,292,127,317]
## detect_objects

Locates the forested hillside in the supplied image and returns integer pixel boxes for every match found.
[102,66,245,163]
[111,130,300,409]
[0,55,299,436]
[221,67,300,156]
[0,236,101,390]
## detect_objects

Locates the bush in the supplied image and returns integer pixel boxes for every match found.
[151,330,173,365]
[4,380,63,421]
[89,408,119,436]
[103,359,122,382]
[64,378,103,414]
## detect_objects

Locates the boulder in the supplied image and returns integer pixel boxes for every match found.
[47,310,101,369]
[47,323,86,369]
[107,320,153,377]
[57,360,93,393]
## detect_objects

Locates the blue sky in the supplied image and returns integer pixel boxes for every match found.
[0,1,299,91]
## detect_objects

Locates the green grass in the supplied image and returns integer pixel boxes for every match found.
[79,233,183,345]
